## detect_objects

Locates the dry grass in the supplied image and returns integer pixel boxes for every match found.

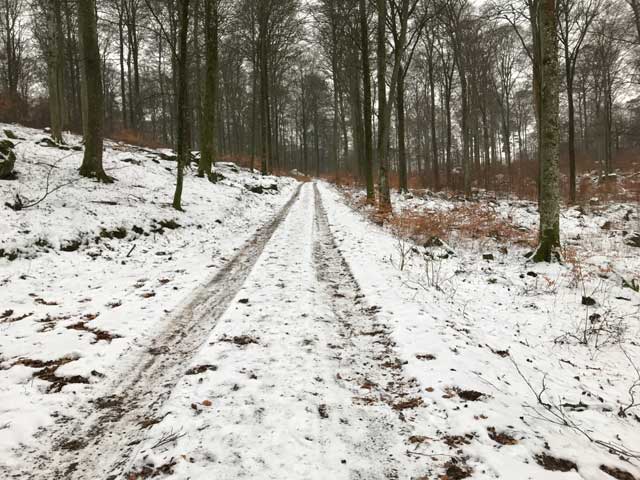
[388,205,536,247]
[110,129,168,149]
[341,187,536,247]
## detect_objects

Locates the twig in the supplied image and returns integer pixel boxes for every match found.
[511,357,640,459]
[126,244,136,258]
[150,429,186,449]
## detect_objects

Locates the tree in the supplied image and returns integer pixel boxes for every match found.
[199,0,220,181]
[557,0,600,202]
[172,0,190,209]
[533,0,561,261]
[0,0,24,121]
[359,0,375,201]
[376,0,413,209]
[45,0,66,143]
[443,0,474,198]
[78,0,112,182]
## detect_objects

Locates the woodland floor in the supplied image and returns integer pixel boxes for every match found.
[1,124,640,480]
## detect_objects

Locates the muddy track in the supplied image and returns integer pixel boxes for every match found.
[312,184,422,479]
[14,184,303,480]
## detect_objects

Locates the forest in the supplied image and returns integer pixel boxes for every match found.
[0,0,639,479]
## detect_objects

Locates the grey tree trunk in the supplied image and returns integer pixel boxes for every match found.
[533,0,561,262]
[376,0,391,209]
[199,0,219,181]
[78,0,111,182]
[359,0,375,202]
[172,0,190,210]
[397,67,408,193]
[46,0,65,143]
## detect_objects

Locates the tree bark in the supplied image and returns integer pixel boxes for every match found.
[78,0,111,182]
[172,0,190,210]
[46,0,65,143]
[533,0,561,262]
[359,0,375,201]
[397,67,408,193]
[199,0,219,181]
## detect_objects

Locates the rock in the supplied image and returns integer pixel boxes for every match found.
[424,236,444,247]
[589,197,600,206]
[60,239,82,252]
[157,151,177,161]
[601,220,613,230]
[0,139,16,179]
[483,253,494,261]
[245,183,278,194]
[216,161,239,172]
[3,129,21,140]
[121,157,141,166]
[581,296,596,306]
[209,171,225,182]
[37,137,78,151]
[624,232,640,248]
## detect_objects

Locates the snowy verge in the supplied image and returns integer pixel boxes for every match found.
[317,181,640,480]
[0,123,297,468]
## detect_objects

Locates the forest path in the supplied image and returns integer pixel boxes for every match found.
[14,182,426,480]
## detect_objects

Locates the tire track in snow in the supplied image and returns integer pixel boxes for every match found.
[11,183,303,480]
[312,183,425,479]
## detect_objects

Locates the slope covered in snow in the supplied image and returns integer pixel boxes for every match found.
[322,183,640,479]
[0,123,297,472]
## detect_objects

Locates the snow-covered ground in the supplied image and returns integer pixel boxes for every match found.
[325,184,640,479]
[1,122,639,480]
[0,124,297,474]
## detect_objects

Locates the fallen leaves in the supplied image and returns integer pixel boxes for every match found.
[415,353,436,361]
[392,397,424,411]
[487,427,518,445]
[535,453,578,472]
[185,364,218,375]
[218,335,258,346]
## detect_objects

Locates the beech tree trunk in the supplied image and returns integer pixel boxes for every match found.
[78,0,111,182]
[359,0,375,202]
[533,0,561,262]
[46,0,65,143]
[199,0,219,181]
[172,0,190,210]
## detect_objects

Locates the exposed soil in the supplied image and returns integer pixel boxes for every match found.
[184,364,218,375]
[600,465,639,480]
[535,453,578,472]
[487,427,518,445]
[66,321,122,343]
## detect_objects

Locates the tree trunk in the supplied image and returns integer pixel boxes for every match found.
[376,0,391,209]
[172,0,190,210]
[46,0,65,143]
[359,0,375,202]
[428,48,439,190]
[564,40,577,203]
[533,0,561,262]
[118,0,128,130]
[199,0,218,181]
[397,67,408,193]
[78,0,111,182]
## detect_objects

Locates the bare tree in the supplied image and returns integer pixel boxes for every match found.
[557,0,601,202]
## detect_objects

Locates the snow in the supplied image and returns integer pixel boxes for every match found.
[0,123,297,472]
[318,182,640,479]
[1,122,639,479]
